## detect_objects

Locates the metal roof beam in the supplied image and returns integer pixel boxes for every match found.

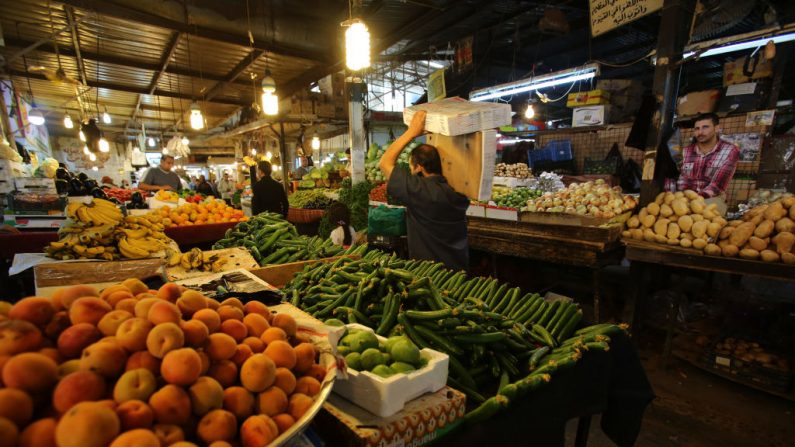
[126,31,182,133]
[204,49,265,101]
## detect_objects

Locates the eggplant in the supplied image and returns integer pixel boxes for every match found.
[84,179,98,190]
[90,187,107,199]
[69,178,86,196]
[55,167,70,180]
[55,179,69,194]
[131,191,143,204]
[77,172,89,182]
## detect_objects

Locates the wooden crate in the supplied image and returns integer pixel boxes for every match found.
[166,247,259,282]
[248,255,357,289]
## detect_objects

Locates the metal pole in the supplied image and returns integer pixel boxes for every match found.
[347,77,366,184]
[278,121,290,193]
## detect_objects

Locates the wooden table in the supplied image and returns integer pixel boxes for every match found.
[466,217,626,321]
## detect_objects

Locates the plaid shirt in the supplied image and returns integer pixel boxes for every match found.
[665,139,739,198]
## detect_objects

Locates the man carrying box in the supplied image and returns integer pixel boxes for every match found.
[379,110,470,270]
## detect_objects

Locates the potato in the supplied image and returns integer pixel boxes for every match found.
[690,201,705,214]
[712,217,727,227]
[667,223,681,240]
[748,215,764,226]
[630,229,644,240]
[672,199,690,217]
[771,232,794,254]
[627,216,640,229]
[654,192,666,205]
[674,191,685,200]
[643,229,657,242]
[692,238,708,250]
[782,252,795,265]
[667,238,680,246]
[782,196,795,209]
[647,202,660,216]
[729,222,755,247]
[684,190,700,200]
[641,214,656,228]
[622,230,631,238]
[703,209,718,220]
[654,235,668,244]
[678,215,694,233]
[704,243,721,256]
[748,236,768,252]
[718,239,731,249]
[639,207,648,221]
[791,205,795,220]
[739,248,760,260]
[707,222,722,238]
[763,202,787,221]
[654,218,670,236]
[775,217,794,233]
[728,219,743,227]
[754,220,774,238]
[680,238,693,248]
[760,250,780,263]
[669,214,679,223]
[691,214,704,222]
[681,232,694,241]
[744,204,768,221]
[692,221,708,239]
[665,192,677,204]
[658,204,672,217]
[721,244,739,257]
[719,226,735,240]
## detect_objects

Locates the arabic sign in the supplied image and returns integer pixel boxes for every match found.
[589,0,662,37]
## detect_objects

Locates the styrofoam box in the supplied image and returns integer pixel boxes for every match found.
[485,206,518,221]
[466,204,486,217]
[403,97,512,136]
[333,323,449,418]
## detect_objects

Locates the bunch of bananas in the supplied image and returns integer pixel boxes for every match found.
[116,216,173,260]
[65,198,124,226]
[168,247,226,272]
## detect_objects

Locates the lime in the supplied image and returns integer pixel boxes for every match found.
[372,364,396,378]
[325,318,345,327]
[345,352,362,371]
[337,345,351,356]
[384,335,410,353]
[349,331,379,353]
[360,348,385,371]
[390,362,416,374]
[382,352,392,364]
[391,339,421,367]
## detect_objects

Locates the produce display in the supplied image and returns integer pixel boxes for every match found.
[154,190,180,203]
[711,337,791,373]
[46,199,175,260]
[335,326,427,378]
[287,189,335,210]
[299,162,345,189]
[368,183,389,203]
[284,251,624,415]
[525,179,637,218]
[712,197,795,263]
[365,142,412,184]
[54,167,105,198]
[728,190,794,220]
[103,188,148,204]
[494,163,532,179]
[168,247,228,273]
[320,178,373,238]
[491,186,542,209]
[0,279,326,446]
[149,198,247,227]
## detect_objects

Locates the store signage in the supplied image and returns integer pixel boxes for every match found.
[589,0,663,37]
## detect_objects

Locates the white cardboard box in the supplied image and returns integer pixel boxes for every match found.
[572,105,609,127]
[0,159,25,182]
[466,204,486,217]
[485,206,519,221]
[403,97,512,136]
[427,130,496,202]
[333,324,449,417]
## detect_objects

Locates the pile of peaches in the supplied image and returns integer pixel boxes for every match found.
[0,278,327,447]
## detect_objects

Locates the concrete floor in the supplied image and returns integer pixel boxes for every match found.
[564,340,795,446]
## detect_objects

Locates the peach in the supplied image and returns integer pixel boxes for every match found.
[114,298,137,314]
[44,311,71,340]
[53,284,99,310]
[68,297,111,326]
[56,322,102,359]
[19,417,56,447]
[79,340,127,378]
[116,317,152,352]
[240,354,276,393]
[222,386,254,420]
[0,302,10,316]
[108,428,159,447]
[197,409,237,444]
[198,351,210,375]
[243,313,270,338]
[149,384,191,425]
[273,367,296,395]
[192,309,221,333]
[243,301,271,320]
[0,320,43,355]
[243,336,265,353]
[206,333,237,361]
[97,310,133,337]
[220,319,247,342]
[169,442,200,447]
[104,291,134,309]
[135,293,157,301]
[38,347,62,364]
[260,327,287,345]
[208,442,232,447]
[271,313,297,337]
[288,393,313,420]
[52,370,107,413]
[272,413,295,434]
[264,340,296,369]
[125,351,161,375]
[181,319,209,347]
[291,332,312,346]
[3,352,58,393]
[116,400,154,430]
[257,386,288,417]
[99,285,132,302]
[156,283,182,302]
[161,348,202,386]
[121,278,149,296]
[57,359,81,378]
[0,388,33,426]
[152,424,184,446]
[293,343,316,373]
[232,344,254,367]
[114,368,157,403]
[177,290,207,316]
[208,360,238,388]
[55,401,120,447]
[9,297,55,327]
[0,417,18,447]
[147,301,181,326]
[133,298,159,319]
[240,415,279,446]
[188,376,224,416]
[305,364,326,383]
[295,376,321,397]
[145,322,184,358]
[220,297,244,311]
[217,305,243,322]
[206,298,221,310]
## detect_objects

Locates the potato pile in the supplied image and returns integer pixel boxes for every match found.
[714,197,795,263]
[623,190,725,250]
[0,279,325,447]
[714,337,791,373]
[493,162,532,179]
[526,179,638,218]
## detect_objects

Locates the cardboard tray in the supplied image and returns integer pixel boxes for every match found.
[34,258,166,297]
[165,247,259,281]
[248,255,358,289]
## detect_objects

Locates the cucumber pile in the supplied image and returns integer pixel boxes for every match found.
[284,250,628,412]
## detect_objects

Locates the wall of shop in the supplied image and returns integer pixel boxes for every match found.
[52,137,132,185]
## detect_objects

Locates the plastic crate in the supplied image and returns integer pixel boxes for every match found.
[544,140,573,161]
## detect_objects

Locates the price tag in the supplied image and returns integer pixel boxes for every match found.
[715,356,731,367]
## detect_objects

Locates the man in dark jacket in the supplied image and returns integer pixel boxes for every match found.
[251,161,289,217]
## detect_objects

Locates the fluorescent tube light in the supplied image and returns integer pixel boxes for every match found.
[470,64,600,102]
[684,31,795,59]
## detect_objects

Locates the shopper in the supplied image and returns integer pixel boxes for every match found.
[196,175,214,196]
[252,160,289,217]
[293,155,310,180]
[379,110,470,270]
[328,202,356,248]
[139,155,181,192]
[218,172,236,205]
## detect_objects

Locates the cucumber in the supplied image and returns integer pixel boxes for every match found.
[528,346,550,370]
[404,308,454,321]
[537,300,560,327]
[544,301,569,330]
[447,376,486,404]
[532,324,557,347]
[463,395,509,425]
[554,309,583,342]
[414,325,464,356]
[453,332,506,344]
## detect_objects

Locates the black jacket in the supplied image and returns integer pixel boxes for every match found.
[251,176,289,217]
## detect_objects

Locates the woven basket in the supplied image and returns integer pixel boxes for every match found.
[287,207,325,224]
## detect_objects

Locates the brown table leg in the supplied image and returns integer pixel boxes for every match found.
[593,268,601,323]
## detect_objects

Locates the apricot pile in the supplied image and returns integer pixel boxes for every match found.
[0,278,326,447]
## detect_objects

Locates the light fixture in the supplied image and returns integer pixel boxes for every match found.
[99,137,110,153]
[190,102,204,130]
[92,166,98,172]
[260,70,279,116]
[63,114,74,129]
[89,152,97,161]
[524,104,535,119]
[311,134,320,150]
[181,136,190,146]
[251,148,257,155]
[79,130,86,142]
[427,61,445,69]
[162,147,169,155]
[683,31,795,59]
[344,19,371,71]
[28,108,45,126]
[470,63,600,102]
[265,151,273,161]
[83,145,90,155]
[102,108,111,124]
[148,137,156,147]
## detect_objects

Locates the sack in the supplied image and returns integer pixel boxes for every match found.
[368,205,407,237]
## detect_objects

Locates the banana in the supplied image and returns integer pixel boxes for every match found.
[211,259,225,272]
[180,253,193,270]
[76,206,93,224]
[168,251,182,267]
[72,244,88,255]
[89,206,122,225]
[125,236,155,251]
[86,246,105,255]
[49,241,66,250]
[121,228,149,239]
[92,198,117,210]
[65,202,83,220]
[101,252,114,261]
[118,237,150,259]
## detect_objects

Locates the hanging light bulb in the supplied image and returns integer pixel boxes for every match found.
[28,108,45,126]
[311,134,320,150]
[89,152,97,162]
[261,70,279,116]
[251,148,257,155]
[181,136,190,146]
[345,20,371,71]
[83,145,90,155]
[92,166,99,172]
[265,151,273,161]
[102,108,111,124]
[524,104,535,120]
[99,137,110,153]
[63,114,74,129]
[162,147,169,155]
[147,137,156,147]
[190,102,204,130]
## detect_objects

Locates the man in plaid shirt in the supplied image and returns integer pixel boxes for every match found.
[666,113,739,199]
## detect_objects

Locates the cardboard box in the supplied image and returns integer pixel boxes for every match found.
[404,97,511,136]
[34,259,166,297]
[572,105,609,127]
[566,89,611,108]
[676,90,721,117]
[427,130,496,202]
[14,177,56,193]
[596,79,643,122]
[0,159,25,182]
[316,387,466,447]
[465,203,486,217]
[248,255,355,289]
[724,55,773,86]
[485,206,518,221]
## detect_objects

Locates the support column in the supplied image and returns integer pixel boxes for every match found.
[278,121,290,193]
[347,78,366,184]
